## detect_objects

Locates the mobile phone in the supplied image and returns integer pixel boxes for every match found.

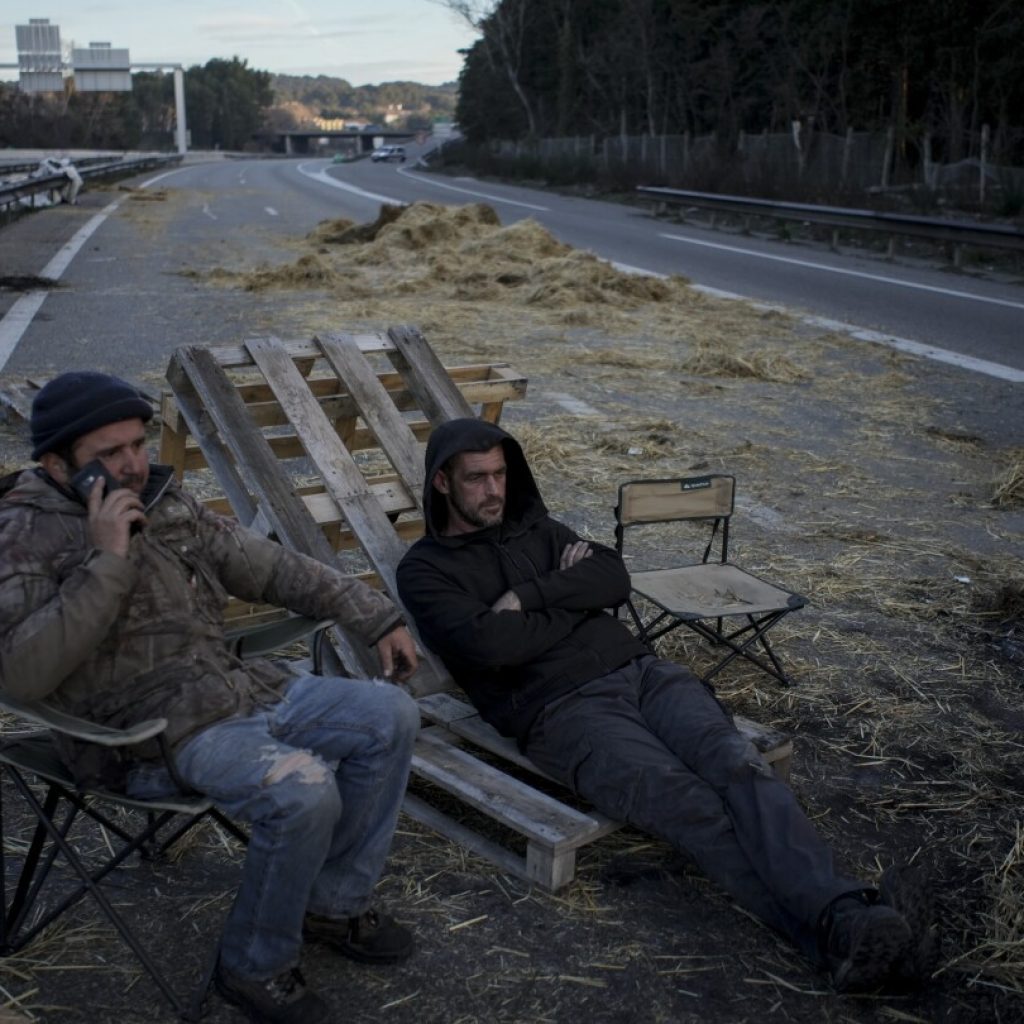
[70,459,122,504]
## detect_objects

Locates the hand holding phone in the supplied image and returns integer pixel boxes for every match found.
[70,459,122,504]
[70,460,145,554]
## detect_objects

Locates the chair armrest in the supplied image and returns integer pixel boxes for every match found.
[225,615,334,660]
[0,692,167,747]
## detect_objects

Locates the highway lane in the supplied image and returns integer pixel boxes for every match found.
[0,158,388,380]
[1,148,1021,383]
[331,146,1023,376]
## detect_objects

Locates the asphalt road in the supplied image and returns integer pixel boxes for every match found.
[0,143,1021,385]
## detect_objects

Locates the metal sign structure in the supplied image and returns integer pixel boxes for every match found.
[72,42,132,92]
[15,18,65,94]
[4,20,188,154]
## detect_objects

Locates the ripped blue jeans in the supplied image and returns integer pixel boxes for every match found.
[127,674,420,980]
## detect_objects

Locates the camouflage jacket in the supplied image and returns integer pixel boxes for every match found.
[0,466,403,780]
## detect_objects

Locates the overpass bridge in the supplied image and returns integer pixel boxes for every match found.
[274,129,416,156]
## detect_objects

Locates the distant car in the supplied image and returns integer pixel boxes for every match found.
[371,145,406,163]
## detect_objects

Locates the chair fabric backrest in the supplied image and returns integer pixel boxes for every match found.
[616,475,735,527]
[615,475,736,564]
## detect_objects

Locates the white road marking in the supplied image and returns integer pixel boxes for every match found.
[613,262,665,278]
[543,391,601,416]
[140,167,191,188]
[297,162,403,205]
[42,204,122,278]
[660,233,1024,311]
[396,165,549,212]
[0,198,124,373]
[0,167,182,374]
[265,207,278,217]
[802,314,1024,383]
[614,263,1024,383]
[0,293,49,372]
[202,203,217,220]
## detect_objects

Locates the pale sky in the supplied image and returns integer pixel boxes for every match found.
[1,2,479,85]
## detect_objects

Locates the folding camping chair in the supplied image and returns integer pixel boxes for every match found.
[613,474,806,686]
[0,614,328,1020]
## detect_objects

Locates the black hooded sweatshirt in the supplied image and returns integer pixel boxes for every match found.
[397,418,648,746]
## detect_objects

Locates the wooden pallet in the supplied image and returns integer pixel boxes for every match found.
[161,325,792,890]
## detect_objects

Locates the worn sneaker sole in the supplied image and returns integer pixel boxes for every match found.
[879,864,940,983]
[832,905,913,993]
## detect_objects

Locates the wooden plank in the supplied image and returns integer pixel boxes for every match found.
[0,383,36,423]
[411,730,609,848]
[246,338,410,595]
[200,332,395,371]
[165,350,259,526]
[387,324,474,426]
[162,370,526,442]
[401,792,540,884]
[177,420,438,472]
[244,337,447,690]
[317,331,425,510]
[229,363,500,408]
[171,347,328,555]
[168,345,378,679]
[158,419,187,479]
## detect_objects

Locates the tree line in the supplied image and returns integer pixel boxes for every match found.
[0,60,455,152]
[451,0,1024,165]
[0,58,273,152]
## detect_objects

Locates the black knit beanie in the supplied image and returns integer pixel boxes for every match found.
[30,372,153,460]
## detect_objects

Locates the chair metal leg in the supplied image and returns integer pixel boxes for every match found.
[698,611,796,686]
[185,942,222,1022]
[0,769,193,1017]
[637,609,797,687]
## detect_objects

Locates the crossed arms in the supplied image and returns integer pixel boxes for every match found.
[396,518,632,671]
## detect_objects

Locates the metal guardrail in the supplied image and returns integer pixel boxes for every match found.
[0,154,183,213]
[636,186,1024,260]
[0,155,117,177]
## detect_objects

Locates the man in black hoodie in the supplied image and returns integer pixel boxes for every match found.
[397,418,925,992]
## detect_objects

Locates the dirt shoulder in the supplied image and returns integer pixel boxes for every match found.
[0,200,1022,1023]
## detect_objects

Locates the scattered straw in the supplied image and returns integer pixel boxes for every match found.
[992,449,1024,508]
[682,340,806,382]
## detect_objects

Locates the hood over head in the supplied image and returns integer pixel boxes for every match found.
[423,418,544,538]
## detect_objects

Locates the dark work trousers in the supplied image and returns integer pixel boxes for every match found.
[524,655,862,961]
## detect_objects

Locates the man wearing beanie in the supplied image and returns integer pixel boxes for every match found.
[0,371,422,1023]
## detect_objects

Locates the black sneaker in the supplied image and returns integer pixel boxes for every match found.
[214,963,327,1023]
[878,864,940,985]
[822,896,912,992]
[304,907,414,964]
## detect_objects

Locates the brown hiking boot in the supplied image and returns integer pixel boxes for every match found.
[214,963,327,1023]
[878,864,941,985]
[304,907,414,964]
[821,896,912,992]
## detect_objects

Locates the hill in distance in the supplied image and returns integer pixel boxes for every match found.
[269,74,456,132]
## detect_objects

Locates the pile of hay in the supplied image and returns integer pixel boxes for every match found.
[202,202,693,313]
